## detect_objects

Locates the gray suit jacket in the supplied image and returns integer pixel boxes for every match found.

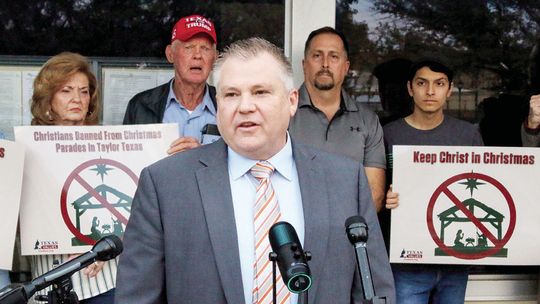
[115,139,395,303]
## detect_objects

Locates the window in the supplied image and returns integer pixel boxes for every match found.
[337,0,539,146]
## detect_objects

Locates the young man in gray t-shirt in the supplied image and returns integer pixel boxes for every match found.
[382,59,483,304]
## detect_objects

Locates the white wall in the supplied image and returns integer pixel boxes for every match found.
[285,0,335,87]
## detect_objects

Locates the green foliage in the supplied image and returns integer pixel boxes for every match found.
[0,0,284,56]
[337,0,377,71]
[370,0,540,91]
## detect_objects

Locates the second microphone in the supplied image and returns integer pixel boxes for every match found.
[268,221,312,293]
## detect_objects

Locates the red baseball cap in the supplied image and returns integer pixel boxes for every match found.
[171,15,217,44]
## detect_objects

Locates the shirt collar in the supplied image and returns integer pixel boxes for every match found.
[228,132,294,181]
[298,82,358,112]
[166,80,217,115]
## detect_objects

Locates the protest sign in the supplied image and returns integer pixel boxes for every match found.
[0,140,24,269]
[390,145,540,265]
[15,124,178,255]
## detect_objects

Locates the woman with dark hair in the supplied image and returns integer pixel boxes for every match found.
[29,52,115,304]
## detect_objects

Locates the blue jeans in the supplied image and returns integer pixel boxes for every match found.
[0,269,10,289]
[393,268,468,304]
[79,288,115,304]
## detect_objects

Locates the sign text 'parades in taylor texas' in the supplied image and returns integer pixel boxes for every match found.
[390,145,539,265]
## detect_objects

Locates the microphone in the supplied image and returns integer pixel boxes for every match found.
[0,235,123,304]
[268,221,312,293]
[0,285,29,304]
[201,123,221,144]
[345,216,385,303]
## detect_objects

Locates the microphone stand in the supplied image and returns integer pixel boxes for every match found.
[353,241,386,304]
[35,277,79,304]
[298,251,311,304]
[269,252,278,304]
[346,216,387,304]
[298,290,308,304]
[31,259,79,304]
[0,236,122,304]
[269,252,310,304]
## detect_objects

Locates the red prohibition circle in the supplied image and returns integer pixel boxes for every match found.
[60,158,138,246]
[426,172,516,260]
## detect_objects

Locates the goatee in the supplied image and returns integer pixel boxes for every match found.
[314,81,335,90]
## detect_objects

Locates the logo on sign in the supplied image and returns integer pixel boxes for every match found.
[61,158,138,246]
[33,240,59,252]
[399,249,424,261]
[427,172,516,260]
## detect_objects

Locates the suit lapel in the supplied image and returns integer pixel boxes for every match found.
[293,143,330,302]
[197,140,244,304]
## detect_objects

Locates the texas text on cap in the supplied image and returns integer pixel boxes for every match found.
[171,15,217,44]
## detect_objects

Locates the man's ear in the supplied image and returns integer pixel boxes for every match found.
[344,59,350,74]
[407,81,413,97]
[288,89,299,117]
[447,82,454,98]
[165,44,174,64]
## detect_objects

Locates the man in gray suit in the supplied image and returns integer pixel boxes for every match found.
[115,38,395,303]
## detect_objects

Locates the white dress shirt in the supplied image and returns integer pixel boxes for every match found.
[228,134,304,304]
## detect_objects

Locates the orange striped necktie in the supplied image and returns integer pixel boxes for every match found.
[251,161,290,304]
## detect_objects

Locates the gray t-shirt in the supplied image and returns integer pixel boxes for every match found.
[384,115,484,180]
[521,124,540,147]
[289,84,386,168]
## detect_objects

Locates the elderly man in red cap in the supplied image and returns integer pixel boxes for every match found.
[123,14,219,154]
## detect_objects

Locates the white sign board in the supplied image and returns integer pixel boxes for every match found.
[102,68,174,125]
[0,67,40,139]
[0,140,25,270]
[390,145,540,265]
[15,124,178,255]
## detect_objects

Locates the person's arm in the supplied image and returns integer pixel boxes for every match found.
[364,167,385,212]
[362,113,387,211]
[527,94,540,129]
[65,254,105,277]
[385,184,399,209]
[522,94,540,147]
[115,167,165,304]
[167,136,201,154]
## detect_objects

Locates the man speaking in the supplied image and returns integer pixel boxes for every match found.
[115,38,395,303]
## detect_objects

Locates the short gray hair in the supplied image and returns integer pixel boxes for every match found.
[213,37,294,92]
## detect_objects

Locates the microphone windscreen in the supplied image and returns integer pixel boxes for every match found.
[345,215,369,244]
[269,221,300,252]
[345,215,366,228]
[93,235,123,261]
[268,221,312,293]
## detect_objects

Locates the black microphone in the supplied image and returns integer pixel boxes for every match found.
[268,221,312,293]
[0,235,123,304]
[0,285,30,304]
[201,123,220,136]
[345,216,377,301]
[201,123,221,144]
